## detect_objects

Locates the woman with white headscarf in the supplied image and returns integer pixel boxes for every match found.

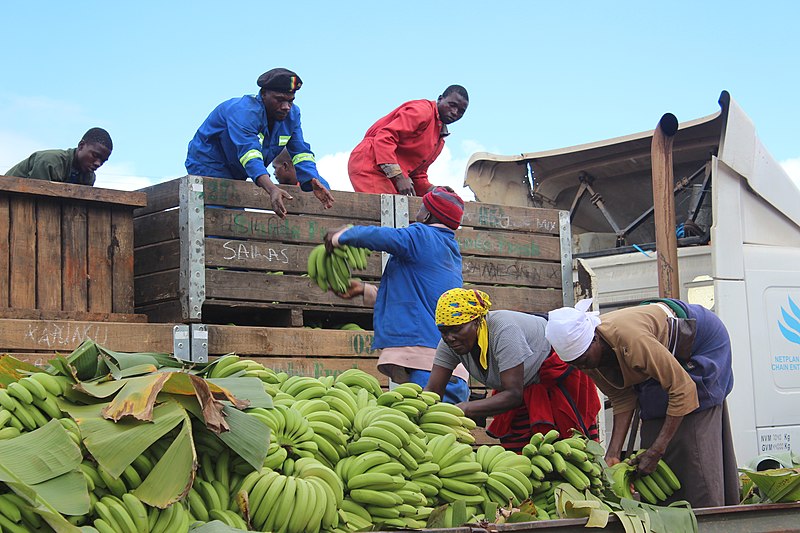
[426,288,601,452]
[545,298,738,508]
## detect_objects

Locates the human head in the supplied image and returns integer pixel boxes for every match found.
[258,68,302,122]
[418,186,464,229]
[75,128,112,174]
[437,85,469,125]
[436,289,492,364]
[545,299,601,363]
[272,148,297,185]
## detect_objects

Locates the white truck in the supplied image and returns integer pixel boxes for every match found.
[464,91,800,466]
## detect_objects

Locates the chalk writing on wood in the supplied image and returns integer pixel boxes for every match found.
[222,241,289,263]
[24,322,109,349]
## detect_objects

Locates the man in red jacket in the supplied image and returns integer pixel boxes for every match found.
[348,86,469,196]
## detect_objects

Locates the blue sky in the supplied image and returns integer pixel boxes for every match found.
[2,1,798,199]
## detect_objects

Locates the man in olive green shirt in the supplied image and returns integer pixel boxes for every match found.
[5,128,113,186]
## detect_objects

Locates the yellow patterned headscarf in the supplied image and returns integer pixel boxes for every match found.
[435,288,493,369]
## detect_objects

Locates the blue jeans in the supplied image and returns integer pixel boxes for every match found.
[406,369,470,404]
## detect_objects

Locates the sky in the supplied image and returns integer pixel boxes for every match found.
[2,1,799,201]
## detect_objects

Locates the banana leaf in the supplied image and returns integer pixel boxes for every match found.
[743,468,800,502]
[132,412,196,507]
[0,354,41,386]
[101,372,173,421]
[62,400,187,478]
[0,420,89,532]
[171,394,270,470]
[206,377,273,409]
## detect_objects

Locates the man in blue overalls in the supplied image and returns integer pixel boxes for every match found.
[186,68,334,218]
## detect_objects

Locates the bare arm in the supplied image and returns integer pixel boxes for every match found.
[631,414,684,475]
[458,363,525,419]
[255,174,292,218]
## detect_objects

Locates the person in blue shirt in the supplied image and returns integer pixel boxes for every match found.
[185,68,334,218]
[324,186,470,403]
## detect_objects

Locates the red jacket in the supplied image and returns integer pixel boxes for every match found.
[349,99,446,195]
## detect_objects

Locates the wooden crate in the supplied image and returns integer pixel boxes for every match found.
[0,177,147,322]
[133,176,572,326]
[0,318,386,385]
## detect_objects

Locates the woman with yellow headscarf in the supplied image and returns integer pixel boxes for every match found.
[426,288,601,451]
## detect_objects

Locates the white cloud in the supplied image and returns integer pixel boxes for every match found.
[94,163,168,191]
[781,158,800,189]
[315,139,484,202]
[316,151,353,192]
[0,130,47,172]
[427,140,483,201]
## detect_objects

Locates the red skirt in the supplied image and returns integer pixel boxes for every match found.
[487,351,601,451]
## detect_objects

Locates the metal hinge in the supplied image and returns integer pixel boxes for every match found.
[173,324,209,363]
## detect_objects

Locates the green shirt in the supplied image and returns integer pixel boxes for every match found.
[5,148,96,186]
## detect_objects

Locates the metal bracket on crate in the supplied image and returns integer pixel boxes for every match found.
[179,176,207,321]
[380,195,393,273]
[559,210,575,307]
[172,324,209,363]
[379,194,411,273]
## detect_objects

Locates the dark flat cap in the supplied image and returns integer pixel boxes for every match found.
[257,68,303,92]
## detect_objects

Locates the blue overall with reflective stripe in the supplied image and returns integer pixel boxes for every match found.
[185,94,329,192]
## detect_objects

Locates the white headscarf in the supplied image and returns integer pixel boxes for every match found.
[545,298,601,362]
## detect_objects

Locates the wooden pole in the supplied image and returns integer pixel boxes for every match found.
[651,113,680,299]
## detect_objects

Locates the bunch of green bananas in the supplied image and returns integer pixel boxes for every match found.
[608,449,681,504]
[307,244,371,294]
[523,430,605,494]
[246,404,317,474]
[0,490,44,530]
[236,458,342,533]
[207,354,280,383]
[0,373,68,437]
[477,445,536,508]
[429,434,488,507]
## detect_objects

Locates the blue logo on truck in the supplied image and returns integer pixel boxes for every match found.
[778,296,800,345]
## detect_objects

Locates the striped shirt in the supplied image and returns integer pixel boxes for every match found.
[433,310,551,390]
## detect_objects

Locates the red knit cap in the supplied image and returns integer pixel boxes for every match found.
[422,187,464,230]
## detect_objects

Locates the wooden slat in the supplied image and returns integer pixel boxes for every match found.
[9,197,36,308]
[0,176,146,207]
[462,256,563,289]
[133,209,179,247]
[409,196,562,234]
[455,227,562,261]
[133,270,179,306]
[201,177,384,221]
[206,325,378,357]
[470,284,563,314]
[0,195,10,306]
[133,179,180,216]
[87,207,113,313]
[36,200,63,310]
[0,308,146,322]
[111,207,135,313]
[134,240,180,276]
[0,319,173,352]
[204,239,383,279]
[62,204,88,311]
[203,209,379,245]
[205,270,372,308]
[135,300,183,323]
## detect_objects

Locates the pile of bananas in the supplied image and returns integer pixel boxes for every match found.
[0,373,68,438]
[478,445,537,509]
[306,244,371,294]
[1,353,693,532]
[608,449,681,504]
[520,430,607,519]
